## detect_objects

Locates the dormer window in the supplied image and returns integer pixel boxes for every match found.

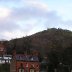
[31,57,34,61]
[19,68,24,72]
[18,63,24,72]
[30,68,35,72]
[30,65,35,72]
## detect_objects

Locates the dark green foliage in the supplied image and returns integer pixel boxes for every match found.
[5,28,72,64]
[0,63,10,72]
[47,51,59,68]
[1,28,72,72]
[7,28,72,54]
[3,28,72,71]
[63,47,72,65]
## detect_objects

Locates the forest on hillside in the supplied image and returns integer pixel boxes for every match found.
[2,28,72,71]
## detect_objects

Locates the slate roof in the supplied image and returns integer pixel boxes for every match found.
[15,55,39,62]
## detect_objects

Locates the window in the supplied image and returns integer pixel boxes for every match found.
[19,68,24,72]
[19,63,24,72]
[30,69,35,72]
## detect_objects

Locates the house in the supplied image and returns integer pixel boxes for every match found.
[0,41,12,64]
[0,41,6,56]
[0,55,12,64]
[10,50,40,72]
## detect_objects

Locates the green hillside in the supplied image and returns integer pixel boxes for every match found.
[2,28,72,72]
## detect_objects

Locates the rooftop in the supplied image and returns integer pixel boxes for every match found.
[15,54,39,62]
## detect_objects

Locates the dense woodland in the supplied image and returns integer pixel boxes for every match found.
[2,28,72,72]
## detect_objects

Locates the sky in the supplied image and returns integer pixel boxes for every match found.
[0,0,72,40]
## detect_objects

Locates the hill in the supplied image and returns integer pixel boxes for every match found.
[6,28,72,55]
[2,28,72,71]
[0,28,71,69]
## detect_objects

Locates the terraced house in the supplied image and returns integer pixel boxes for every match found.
[10,50,40,72]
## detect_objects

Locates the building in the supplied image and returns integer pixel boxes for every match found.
[0,55,12,64]
[10,51,40,72]
[0,41,12,64]
[0,41,6,56]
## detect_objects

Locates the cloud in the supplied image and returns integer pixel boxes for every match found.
[0,7,20,32]
[9,6,62,30]
[0,7,11,19]
[0,20,19,32]
[10,6,48,20]
[0,34,8,40]
[2,30,26,40]
[0,0,72,40]
[0,7,20,40]
[22,0,48,10]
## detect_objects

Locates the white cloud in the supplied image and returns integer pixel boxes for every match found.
[22,0,48,11]
[3,30,25,40]
[0,0,72,40]
[0,7,11,19]
[0,19,19,32]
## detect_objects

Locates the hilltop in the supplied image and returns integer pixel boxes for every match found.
[1,28,72,66]
[6,28,72,55]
